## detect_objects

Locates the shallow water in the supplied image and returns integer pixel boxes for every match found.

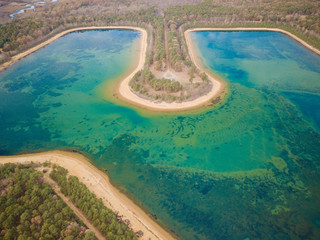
[0,30,320,239]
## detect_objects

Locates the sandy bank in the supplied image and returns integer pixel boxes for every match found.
[0,151,175,240]
[186,27,320,56]
[116,28,225,112]
[0,26,147,72]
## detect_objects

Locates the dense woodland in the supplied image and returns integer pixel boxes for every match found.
[48,163,138,240]
[0,163,96,240]
[0,162,138,240]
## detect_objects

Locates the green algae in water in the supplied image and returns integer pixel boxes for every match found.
[1,30,320,239]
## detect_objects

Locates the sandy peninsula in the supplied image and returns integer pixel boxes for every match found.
[0,151,175,240]
[116,28,225,112]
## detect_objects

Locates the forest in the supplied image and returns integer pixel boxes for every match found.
[0,163,96,240]
[49,163,138,240]
[0,162,138,240]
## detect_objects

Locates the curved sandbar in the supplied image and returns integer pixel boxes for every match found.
[0,26,147,72]
[186,27,320,56]
[117,28,225,111]
[0,151,175,240]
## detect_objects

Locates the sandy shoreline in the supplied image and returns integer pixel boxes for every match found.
[0,151,175,240]
[186,27,320,56]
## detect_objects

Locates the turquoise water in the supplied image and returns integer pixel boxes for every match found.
[1,30,320,239]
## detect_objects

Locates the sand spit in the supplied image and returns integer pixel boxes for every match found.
[0,151,175,240]
[117,28,225,112]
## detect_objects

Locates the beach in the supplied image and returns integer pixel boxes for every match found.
[0,151,175,240]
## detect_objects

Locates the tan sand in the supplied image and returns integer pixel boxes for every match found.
[186,27,320,56]
[116,28,225,111]
[0,151,175,240]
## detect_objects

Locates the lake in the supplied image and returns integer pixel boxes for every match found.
[0,29,320,239]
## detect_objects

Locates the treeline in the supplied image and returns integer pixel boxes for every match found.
[152,18,166,70]
[0,18,44,52]
[164,0,320,49]
[165,0,320,31]
[0,5,158,57]
[0,163,96,240]
[167,28,184,71]
[49,164,138,240]
[165,0,214,27]
[1,0,319,61]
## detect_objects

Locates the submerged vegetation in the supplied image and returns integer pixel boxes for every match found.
[0,1,320,240]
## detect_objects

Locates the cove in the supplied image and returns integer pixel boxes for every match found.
[1,29,320,240]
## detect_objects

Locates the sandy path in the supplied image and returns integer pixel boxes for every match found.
[43,174,106,240]
[0,151,175,240]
